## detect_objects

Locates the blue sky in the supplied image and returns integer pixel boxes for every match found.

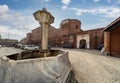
[0,0,120,40]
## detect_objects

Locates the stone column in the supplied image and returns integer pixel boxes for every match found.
[33,8,54,57]
[41,23,49,50]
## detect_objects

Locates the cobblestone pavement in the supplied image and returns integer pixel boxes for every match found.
[63,49,120,83]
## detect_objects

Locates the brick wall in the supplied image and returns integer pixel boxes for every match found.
[69,19,82,34]
[76,28,104,49]
[31,27,41,44]
[21,38,27,44]
[59,19,82,48]
[110,26,120,55]
[26,33,32,44]
[87,28,104,49]
[104,32,110,54]
[60,19,82,36]
[26,26,59,46]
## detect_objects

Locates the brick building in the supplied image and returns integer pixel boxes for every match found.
[104,17,120,56]
[0,39,18,47]
[57,19,104,49]
[24,26,59,47]
[58,19,82,48]
[76,28,104,49]
[23,19,104,49]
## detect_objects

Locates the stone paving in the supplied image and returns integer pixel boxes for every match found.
[63,49,120,83]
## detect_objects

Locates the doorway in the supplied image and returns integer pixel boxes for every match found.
[79,39,87,49]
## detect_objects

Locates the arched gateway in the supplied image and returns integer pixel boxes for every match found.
[79,39,87,49]
[77,34,90,49]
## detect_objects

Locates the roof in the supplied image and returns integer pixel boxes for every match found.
[103,16,120,32]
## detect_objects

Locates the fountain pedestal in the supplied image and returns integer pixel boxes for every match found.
[33,8,54,57]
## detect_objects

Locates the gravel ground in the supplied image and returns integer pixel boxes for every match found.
[63,49,120,83]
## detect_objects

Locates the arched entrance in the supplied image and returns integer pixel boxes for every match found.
[79,39,87,49]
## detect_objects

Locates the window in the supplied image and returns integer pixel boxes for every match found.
[76,25,78,29]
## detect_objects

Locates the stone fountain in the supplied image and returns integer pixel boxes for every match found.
[0,8,72,83]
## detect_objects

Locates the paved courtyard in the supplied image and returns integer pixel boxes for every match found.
[63,49,120,83]
[0,47,120,83]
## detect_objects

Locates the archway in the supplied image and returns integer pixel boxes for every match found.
[79,39,87,49]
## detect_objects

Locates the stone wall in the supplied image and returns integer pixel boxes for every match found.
[0,51,71,83]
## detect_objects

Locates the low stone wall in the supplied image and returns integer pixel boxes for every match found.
[0,50,71,83]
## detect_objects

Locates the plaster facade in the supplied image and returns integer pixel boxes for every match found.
[77,34,90,49]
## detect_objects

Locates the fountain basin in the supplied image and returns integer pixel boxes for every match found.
[0,50,71,83]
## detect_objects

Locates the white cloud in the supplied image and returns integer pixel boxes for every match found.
[61,0,71,10]
[0,12,36,31]
[0,4,9,15]
[70,7,120,18]
[70,7,97,15]
[0,25,24,39]
[93,0,100,2]
[44,0,50,2]
[62,5,68,10]
[82,21,109,30]
[0,26,9,33]
[0,4,39,40]
[61,0,71,5]
[98,7,120,18]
